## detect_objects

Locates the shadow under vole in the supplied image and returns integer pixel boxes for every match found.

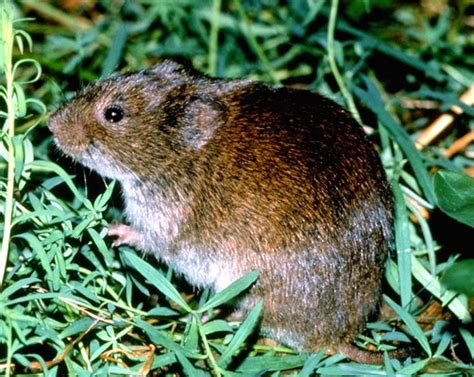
[49,61,398,363]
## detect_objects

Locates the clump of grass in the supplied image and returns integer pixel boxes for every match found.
[1,0,473,375]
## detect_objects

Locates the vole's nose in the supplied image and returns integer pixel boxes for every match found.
[48,107,67,133]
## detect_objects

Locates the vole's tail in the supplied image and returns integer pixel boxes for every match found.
[337,343,414,364]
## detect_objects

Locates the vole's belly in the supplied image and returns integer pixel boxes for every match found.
[156,245,239,292]
[123,192,244,291]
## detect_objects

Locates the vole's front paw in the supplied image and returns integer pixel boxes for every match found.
[108,223,140,248]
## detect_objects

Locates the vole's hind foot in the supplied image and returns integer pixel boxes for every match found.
[108,223,140,248]
[200,308,245,324]
[225,309,246,322]
[256,338,279,348]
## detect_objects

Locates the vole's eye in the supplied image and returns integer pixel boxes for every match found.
[104,105,124,123]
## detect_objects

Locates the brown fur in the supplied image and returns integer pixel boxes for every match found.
[49,61,396,362]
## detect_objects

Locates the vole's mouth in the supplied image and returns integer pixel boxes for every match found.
[51,133,88,160]
[50,140,128,182]
[47,111,65,133]
[73,142,133,181]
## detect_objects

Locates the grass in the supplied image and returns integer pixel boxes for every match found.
[1,0,473,375]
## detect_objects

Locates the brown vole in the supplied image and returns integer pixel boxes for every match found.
[49,61,396,363]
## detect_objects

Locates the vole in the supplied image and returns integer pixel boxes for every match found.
[49,61,397,364]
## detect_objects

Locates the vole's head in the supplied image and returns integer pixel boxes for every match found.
[49,61,227,181]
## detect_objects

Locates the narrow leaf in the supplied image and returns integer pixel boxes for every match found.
[175,351,210,377]
[218,300,263,369]
[199,270,259,313]
[353,77,435,204]
[384,295,432,356]
[298,352,325,377]
[236,355,309,373]
[29,160,92,209]
[412,256,471,322]
[201,320,233,336]
[134,318,198,358]
[123,250,192,312]
[0,277,39,299]
[459,328,474,360]
[391,179,413,309]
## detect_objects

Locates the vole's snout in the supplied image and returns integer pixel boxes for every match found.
[47,113,65,148]
[47,112,61,134]
[48,108,92,157]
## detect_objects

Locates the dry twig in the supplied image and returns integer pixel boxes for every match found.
[416,83,474,149]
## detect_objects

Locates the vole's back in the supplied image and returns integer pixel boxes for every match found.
[178,82,394,350]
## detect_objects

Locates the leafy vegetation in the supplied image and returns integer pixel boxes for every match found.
[1,0,473,375]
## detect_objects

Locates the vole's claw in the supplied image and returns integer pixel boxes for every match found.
[108,223,140,248]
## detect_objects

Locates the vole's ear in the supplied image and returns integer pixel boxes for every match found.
[148,59,195,78]
[180,96,226,150]
[149,60,184,73]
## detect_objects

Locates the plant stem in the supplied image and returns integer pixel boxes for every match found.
[327,0,361,123]
[0,4,15,292]
[5,314,13,377]
[234,0,279,84]
[208,0,221,76]
[195,313,223,377]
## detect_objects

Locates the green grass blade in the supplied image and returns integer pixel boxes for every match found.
[175,351,210,377]
[316,363,388,375]
[6,292,82,306]
[86,227,115,267]
[433,328,453,357]
[353,76,435,204]
[183,315,199,352]
[411,256,471,322]
[198,270,259,313]
[12,135,26,182]
[122,250,192,312]
[384,294,432,357]
[29,160,93,209]
[201,319,233,336]
[151,352,178,370]
[14,232,55,287]
[101,23,127,77]
[207,0,221,76]
[459,328,474,360]
[237,355,308,373]
[59,317,96,339]
[0,277,39,299]
[337,21,445,82]
[133,318,198,359]
[218,299,263,369]
[298,352,325,376]
[391,179,413,309]
[396,359,428,375]
[93,180,116,211]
